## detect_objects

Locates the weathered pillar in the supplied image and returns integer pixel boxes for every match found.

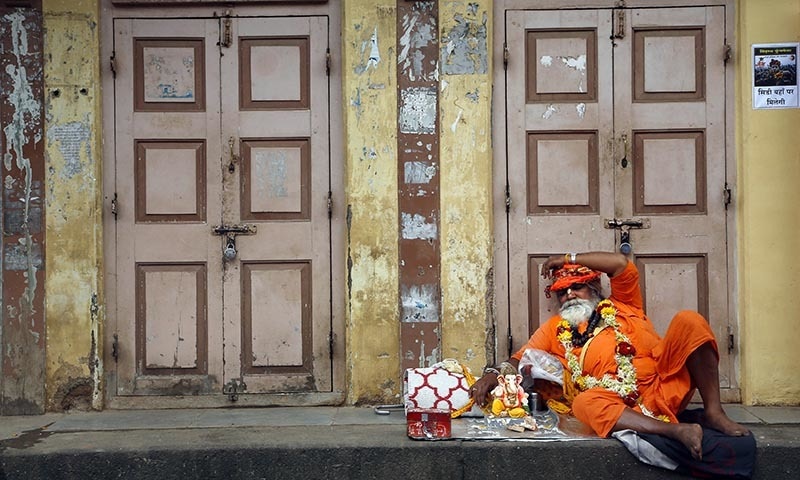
[0,1,46,415]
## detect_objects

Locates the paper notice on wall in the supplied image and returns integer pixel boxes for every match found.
[752,43,798,109]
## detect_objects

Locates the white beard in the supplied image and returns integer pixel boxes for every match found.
[559,297,600,327]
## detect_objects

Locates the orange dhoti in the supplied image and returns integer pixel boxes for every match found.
[572,310,718,437]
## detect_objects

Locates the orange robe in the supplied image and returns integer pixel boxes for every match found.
[512,261,717,437]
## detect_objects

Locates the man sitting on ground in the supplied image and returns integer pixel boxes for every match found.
[470,251,751,462]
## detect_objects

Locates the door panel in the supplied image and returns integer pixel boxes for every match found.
[506,10,615,344]
[616,7,731,391]
[505,6,735,396]
[114,18,223,395]
[220,17,331,393]
[113,15,332,399]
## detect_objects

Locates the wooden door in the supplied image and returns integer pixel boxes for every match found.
[110,15,333,402]
[504,6,736,398]
[219,17,332,393]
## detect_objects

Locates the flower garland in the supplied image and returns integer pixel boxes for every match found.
[557,299,667,421]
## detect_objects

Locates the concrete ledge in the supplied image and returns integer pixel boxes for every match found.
[2,424,799,479]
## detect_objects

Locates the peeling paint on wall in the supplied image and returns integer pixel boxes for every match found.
[43,4,104,412]
[399,86,437,134]
[403,161,436,184]
[47,120,91,180]
[367,27,381,70]
[1,7,46,415]
[576,103,586,119]
[354,26,383,75]
[397,0,441,374]
[398,1,438,82]
[441,9,488,75]
[401,212,437,240]
[401,284,439,323]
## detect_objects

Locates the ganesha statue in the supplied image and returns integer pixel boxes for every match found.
[490,364,528,418]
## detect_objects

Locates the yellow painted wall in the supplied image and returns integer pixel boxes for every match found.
[736,0,800,405]
[342,0,495,403]
[33,0,800,411]
[341,0,401,404]
[439,1,494,374]
[42,0,104,411]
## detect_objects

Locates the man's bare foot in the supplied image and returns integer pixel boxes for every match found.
[702,410,750,436]
[673,423,704,460]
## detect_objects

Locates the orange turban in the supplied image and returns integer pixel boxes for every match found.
[544,263,601,298]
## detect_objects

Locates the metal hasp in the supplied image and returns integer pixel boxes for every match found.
[223,378,247,402]
[605,218,650,255]
[605,218,650,229]
[212,224,257,236]
[212,224,257,261]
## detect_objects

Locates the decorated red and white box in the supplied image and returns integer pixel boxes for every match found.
[406,408,451,440]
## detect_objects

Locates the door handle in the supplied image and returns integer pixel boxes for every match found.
[228,136,239,173]
[619,133,629,168]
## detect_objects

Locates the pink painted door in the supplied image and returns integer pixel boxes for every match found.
[109,15,334,404]
[503,6,737,399]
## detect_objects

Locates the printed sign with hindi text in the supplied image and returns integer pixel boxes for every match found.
[752,43,798,109]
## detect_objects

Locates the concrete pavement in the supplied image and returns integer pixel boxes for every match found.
[1,404,799,479]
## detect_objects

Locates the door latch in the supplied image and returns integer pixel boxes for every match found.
[605,218,650,229]
[212,224,257,261]
[212,224,257,236]
[605,218,649,255]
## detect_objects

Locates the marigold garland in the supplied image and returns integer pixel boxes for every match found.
[557,299,669,422]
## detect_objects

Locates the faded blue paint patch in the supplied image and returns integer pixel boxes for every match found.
[253,149,290,199]
[401,284,440,323]
[350,87,362,120]
[441,10,488,75]
[3,241,43,270]
[399,86,437,134]
[401,212,437,240]
[47,120,91,179]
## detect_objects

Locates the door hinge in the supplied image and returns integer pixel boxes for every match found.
[723,44,732,64]
[219,10,232,48]
[112,333,119,362]
[110,192,118,219]
[327,191,333,218]
[727,327,734,354]
[503,43,509,70]
[326,48,331,76]
[504,184,511,213]
[110,51,117,79]
[90,293,99,317]
[723,183,732,209]
[507,334,513,357]
[328,331,335,359]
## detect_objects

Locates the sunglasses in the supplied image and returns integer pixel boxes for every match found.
[555,283,589,298]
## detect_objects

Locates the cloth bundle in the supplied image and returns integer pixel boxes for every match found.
[404,359,485,418]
